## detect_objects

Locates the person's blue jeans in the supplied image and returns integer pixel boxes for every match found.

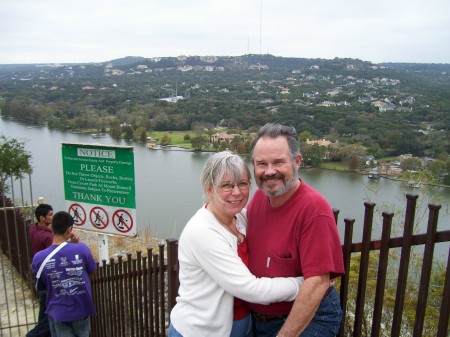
[169,317,254,337]
[253,287,342,337]
[48,316,90,337]
[168,323,183,337]
[26,290,50,337]
[231,314,254,337]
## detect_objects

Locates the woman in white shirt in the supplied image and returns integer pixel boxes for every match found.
[168,151,303,337]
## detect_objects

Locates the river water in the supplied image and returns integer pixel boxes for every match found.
[1,118,449,248]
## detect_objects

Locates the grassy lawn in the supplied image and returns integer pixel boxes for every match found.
[319,162,350,172]
[147,130,195,149]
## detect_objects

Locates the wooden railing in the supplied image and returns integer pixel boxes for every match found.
[90,243,178,337]
[88,194,449,337]
[335,194,449,337]
[1,193,449,336]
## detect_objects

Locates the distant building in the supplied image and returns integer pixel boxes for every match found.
[211,133,241,144]
[159,96,184,103]
[305,138,338,160]
[317,101,336,107]
[306,138,336,147]
[399,154,413,161]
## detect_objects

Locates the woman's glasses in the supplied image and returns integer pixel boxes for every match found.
[218,181,250,192]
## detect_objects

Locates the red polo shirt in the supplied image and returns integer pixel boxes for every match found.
[29,223,53,257]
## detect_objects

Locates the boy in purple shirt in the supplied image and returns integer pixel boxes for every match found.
[32,211,96,337]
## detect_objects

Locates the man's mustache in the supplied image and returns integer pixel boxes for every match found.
[259,173,284,182]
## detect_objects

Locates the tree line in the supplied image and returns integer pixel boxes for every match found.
[1,55,449,184]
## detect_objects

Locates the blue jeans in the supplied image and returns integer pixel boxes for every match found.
[48,316,90,337]
[169,317,254,337]
[168,323,183,337]
[253,287,342,337]
[26,290,50,337]
[231,314,254,337]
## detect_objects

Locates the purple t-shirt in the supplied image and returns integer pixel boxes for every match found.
[32,242,97,321]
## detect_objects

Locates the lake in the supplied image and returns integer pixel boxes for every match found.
[1,118,449,246]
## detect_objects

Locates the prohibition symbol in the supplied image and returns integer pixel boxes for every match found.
[68,203,86,226]
[90,207,109,229]
[112,209,133,233]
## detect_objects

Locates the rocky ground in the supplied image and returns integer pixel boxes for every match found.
[76,229,166,261]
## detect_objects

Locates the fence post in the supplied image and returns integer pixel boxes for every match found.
[333,208,340,224]
[353,202,375,337]
[437,246,450,337]
[158,244,166,337]
[371,211,394,337]
[412,204,441,337]
[338,217,355,337]
[391,194,418,337]
[166,238,179,317]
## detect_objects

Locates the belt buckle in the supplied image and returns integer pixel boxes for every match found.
[253,312,269,323]
[253,312,286,323]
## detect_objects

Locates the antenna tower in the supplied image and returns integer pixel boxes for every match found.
[259,0,263,54]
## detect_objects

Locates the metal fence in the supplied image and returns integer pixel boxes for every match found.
[90,239,179,337]
[1,181,449,336]
[335,195,449,337]
[1,174,40,337]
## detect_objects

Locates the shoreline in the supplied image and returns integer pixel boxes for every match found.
[3,117,449,190]
[312,165,450,189]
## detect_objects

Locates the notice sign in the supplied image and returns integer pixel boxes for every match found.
[62,143,136,236]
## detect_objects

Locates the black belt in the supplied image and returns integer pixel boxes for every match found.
[252,311,288,323]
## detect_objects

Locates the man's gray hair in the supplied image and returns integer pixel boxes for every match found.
[251,123,300,161]
[200,151,251,202]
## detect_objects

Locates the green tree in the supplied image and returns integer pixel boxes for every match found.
[123,125,134,140]
[299,130,313,142]
[190,135,209,151]
[302,144,327,166]
[160,133,171,146]
[134,127,147,142]
[349,155,362,171]
[0,135,32,194]
[110,120,122,139]
[400,157,422,171]
[338,144,367,162]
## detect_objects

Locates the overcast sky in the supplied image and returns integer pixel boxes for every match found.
[1,0,449,65]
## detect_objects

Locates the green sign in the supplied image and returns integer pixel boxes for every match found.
[62,143,136,236]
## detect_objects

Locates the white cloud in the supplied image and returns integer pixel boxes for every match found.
[0,0,449,64]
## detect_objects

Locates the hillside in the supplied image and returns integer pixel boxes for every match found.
[0,54,449,159]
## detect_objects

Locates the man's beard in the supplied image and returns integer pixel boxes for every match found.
[257,171,298,197]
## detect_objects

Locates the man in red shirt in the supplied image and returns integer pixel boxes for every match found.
[247,123,345,337]
[27,203,54,337]
[29,203,53,257]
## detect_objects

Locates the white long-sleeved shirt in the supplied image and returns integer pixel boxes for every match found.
[170,206,301,337]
